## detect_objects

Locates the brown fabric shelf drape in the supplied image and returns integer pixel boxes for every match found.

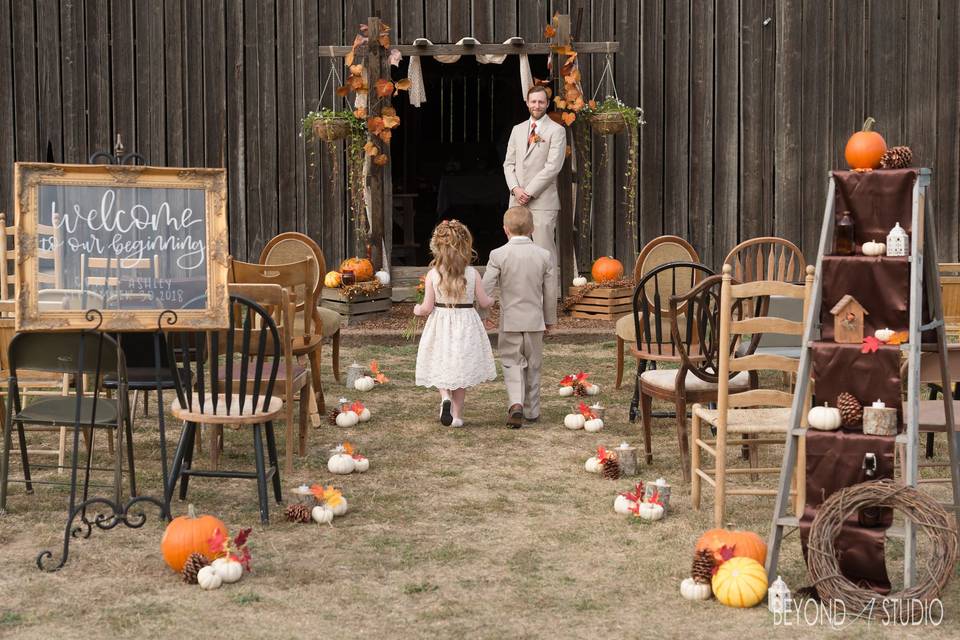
[832,169,917,251]
[819,256,910,342]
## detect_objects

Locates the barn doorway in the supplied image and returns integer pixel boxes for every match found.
[389,54,549,265]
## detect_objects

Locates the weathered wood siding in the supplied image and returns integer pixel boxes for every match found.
[1,0,958,268]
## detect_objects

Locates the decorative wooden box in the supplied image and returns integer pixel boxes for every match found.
[568,285,632,321]
[321,285,392,326]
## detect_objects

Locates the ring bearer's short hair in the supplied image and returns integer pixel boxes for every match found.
[504,206,534,236]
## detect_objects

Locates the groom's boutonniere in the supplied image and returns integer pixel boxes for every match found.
[532,133,543,145]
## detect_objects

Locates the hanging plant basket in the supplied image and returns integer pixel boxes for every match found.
[590,111,626,135]
[313,117,352,142]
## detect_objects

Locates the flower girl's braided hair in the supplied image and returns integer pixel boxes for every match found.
[429,219,476,302]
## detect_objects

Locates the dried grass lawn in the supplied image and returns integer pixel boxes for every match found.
[0,338,957,639]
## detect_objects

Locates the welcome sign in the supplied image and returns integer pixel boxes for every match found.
[14,163,229,331]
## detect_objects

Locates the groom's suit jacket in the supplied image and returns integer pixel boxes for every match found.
[503,115,566,211]
[483,236,558,332]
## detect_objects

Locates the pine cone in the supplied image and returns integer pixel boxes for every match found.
[181,552,210,584]
[328,409,340,426]
[837,392,862,427]
[601,455,621,480]
[691,548,715,584]
[285,503,311,523]
[880,145,913,169]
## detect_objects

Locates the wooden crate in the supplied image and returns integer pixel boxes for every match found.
[567,285,633,320]
[321,285,392,326]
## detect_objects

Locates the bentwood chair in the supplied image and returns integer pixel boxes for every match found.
[259,232,343,384]
[164,294,284,523]
[690,265,814,527]
[616,235,700,390]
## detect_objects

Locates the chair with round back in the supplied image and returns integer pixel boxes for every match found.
[722,237,806,285]
[259,232,343,392]
[616,235,701,391]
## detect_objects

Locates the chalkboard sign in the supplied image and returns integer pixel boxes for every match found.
[14,163,229,331]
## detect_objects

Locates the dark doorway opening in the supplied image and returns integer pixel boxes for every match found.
[390,54,549,265]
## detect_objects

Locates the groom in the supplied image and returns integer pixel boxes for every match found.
[503,85,565,306]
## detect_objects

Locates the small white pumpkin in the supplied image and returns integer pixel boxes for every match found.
[637,501,664,521]
[354,376,376,392]
[613,494,636,515]
[335,410,359,428]
[874,327,895,343]
[312,505,334,524]
[212,557,243,584]
[584,456,601,473]
[327,453,356,474]
[572,275,588,287]
[680,577,712,601]
[861,240,886,257]
[584,418,604,432]
[353,456,370,473]
[585,383,600,396]
[375,270,391,285]
[564,413,585,430]
[197,565,222,590]
[330,496,349,516]
[558,386,575,397]
[807,402,842,431]
[357,407,372,422]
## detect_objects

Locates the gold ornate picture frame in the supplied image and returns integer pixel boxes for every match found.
[14,163,230,331]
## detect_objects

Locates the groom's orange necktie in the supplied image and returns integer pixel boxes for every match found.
[527,122,537,148]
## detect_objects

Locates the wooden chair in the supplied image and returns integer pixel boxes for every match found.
[79,255,160,308]
[899,349,960,478]
[259,232,342,385]
[226,283,312,477]
[230,257,325,421]
[631,261,720,481]
[940,263,960,343]
[723,237,806,285]
[164,294,284,524]
[691,264,814,527]
[617,235,700,390]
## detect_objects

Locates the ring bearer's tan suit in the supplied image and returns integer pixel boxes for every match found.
[483,222,558,422]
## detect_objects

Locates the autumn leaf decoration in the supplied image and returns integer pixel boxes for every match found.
[350,401,365,415]
[370,360,389,384]
[619,482,645,503]
[578,402,596,420]
[886,331,909,345]
[559,374,576,387]
[861,335,881,354]
[208,526,253,571]
[310,484,344,509]
[712,545,737,575]
[596,446,609,463]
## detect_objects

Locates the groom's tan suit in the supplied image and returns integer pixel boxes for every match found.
[483,236,558,419]
[503,114,566,311]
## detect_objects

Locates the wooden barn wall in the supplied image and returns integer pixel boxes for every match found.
[1,0,958,269]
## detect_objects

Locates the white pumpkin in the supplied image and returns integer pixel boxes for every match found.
[585,383,600,396]
[584,418,604,432]
[564,413,585,430]
[327,453,356,474]
[584,456,601,473]
[613,494,636,515]
[354,376,376,392]
[358,407,372,422]
[330,496,349,516]
[197,565,222,590]
[558,386,575,397]
[212,557,243,584]
[312,505,334,524]
[637,502,664,521]
[680,577,712,601]
[375,270,391,285]
[807,403,842,431]
[874,327,895,343]
[353,456,370,473]
[861,240,886,257]
[335,410,359,428]
[572,276,588,287]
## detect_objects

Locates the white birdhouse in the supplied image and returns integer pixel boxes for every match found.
[768,575,793,614]
[886,222,909,257]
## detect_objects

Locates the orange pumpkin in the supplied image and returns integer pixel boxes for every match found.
[845,117,887,170]
[591,256,624,283]
[160,504,227,572]
[339,257,375,282]
[696,526,768,566]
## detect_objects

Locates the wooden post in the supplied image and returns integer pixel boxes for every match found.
[553,15,575,290]
[366,16,385,271]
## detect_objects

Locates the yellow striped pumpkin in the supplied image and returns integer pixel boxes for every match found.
[711,557,768,608]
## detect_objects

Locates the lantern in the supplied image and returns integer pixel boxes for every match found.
[643,477,671,510]
[886,222,909,257]
[346,362,365,389]
[768,575,793,614]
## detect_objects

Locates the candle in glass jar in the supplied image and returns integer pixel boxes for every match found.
[341,269,356,285]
